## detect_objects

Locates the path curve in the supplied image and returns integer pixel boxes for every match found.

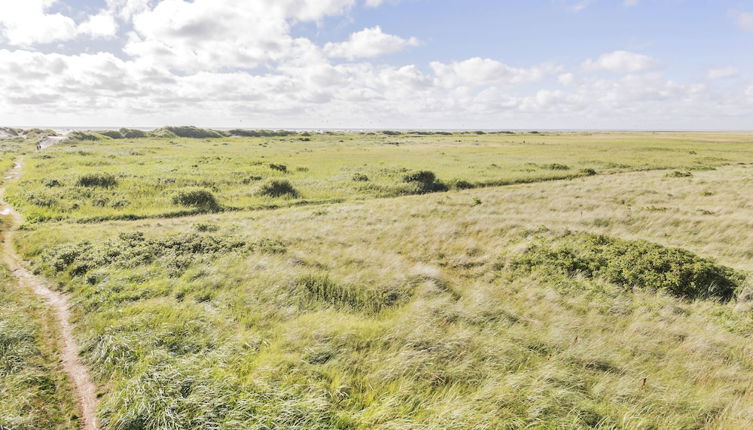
[1,158,99,430]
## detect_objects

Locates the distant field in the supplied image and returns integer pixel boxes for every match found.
[6,130,753,429]
[7,131,753,222]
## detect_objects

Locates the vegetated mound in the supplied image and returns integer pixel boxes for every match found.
[172,187,220,211]
[152,126,225,139]
[401,170,448,194]
[513,232,743,301]
[40,232,253,278]
[255,179,299,198]
[76,173,118,188]
[227,129,295,137]
[68,131,107,141]
[99,128,150,139]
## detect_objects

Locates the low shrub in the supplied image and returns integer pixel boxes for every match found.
[99,130,124,139]
[268,163,287,173]
[41,232,247,277]
[402,170,448,194]
[171,188,219,211]
[546,163,570,170]
[352,173,369,182]
[513,232,743,301]
[579,168,598,176]
[451,179,474,190]
[256,179,299,198]
[666,170,693,178]
[77,173,118,188]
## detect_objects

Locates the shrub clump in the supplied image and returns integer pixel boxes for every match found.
[172,188,219,211]
[41,232,247,277]
[352,173,369,182]
[268,163,288,173]
[255,179,299,198]
[68,131,104,141]
[546,163,570,170]
[77,173,118,188]
[514,233,743,301]
[666,170,693,178]
[402,170,448,194]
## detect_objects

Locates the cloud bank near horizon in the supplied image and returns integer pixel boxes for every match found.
[0,0,751,129]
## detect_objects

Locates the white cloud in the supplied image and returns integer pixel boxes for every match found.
[707,67,739,80]
[125,0,358,71]
[430,57,550,87]
[0,0,77,46]
[582,50,658,74]
[324,26,418,59]
[623,0,638,7]
[78,12,119,38]
[737,12,753,32]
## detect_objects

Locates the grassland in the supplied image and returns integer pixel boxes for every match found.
[7,131,753,222]
[3,130,753,429]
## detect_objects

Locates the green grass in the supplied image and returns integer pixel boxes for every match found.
[0,244,77,429]
[7,131,753,222]
[5,131,753,428]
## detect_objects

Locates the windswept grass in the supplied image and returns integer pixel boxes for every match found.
[14,155,753,429]
[8,131,753,222]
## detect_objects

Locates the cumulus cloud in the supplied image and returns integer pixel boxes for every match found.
[430,58,551,87]
[324,26,418,59]
[0,0,77,45]
[582,50,658,74]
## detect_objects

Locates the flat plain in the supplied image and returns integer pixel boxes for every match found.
[2,130,753,429]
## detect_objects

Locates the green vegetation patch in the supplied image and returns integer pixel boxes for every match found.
[41,232,251,278]
[513,232,743,301]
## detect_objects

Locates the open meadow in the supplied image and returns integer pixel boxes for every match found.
[2,130,753,429]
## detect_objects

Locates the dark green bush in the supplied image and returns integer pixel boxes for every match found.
[352,173,369,182]
[579,168,597,176]
[402,170,448,194]
[256,179,299,198]
[451,179,474,190]
[268,163,287,173]
[547,163,570,170]
[77,173,118,188]
[514,233,743,301]
[172,188,219,211]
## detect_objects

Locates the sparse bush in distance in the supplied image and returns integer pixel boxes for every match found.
[172,188,220,210]
[77,173,118,188]
[268,163,287,173]
[403,170,448,193]
[256,179,299,198]
[666,170,693,178]
[352,173,369,182]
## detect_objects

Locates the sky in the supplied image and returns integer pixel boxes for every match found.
[0,0,752,129]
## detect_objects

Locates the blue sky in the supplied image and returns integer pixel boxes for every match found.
[0,0,752,129]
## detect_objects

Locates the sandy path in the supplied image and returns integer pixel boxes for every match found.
[1,159,99,430]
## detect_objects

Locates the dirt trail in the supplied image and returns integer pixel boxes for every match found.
[1,158,99,430]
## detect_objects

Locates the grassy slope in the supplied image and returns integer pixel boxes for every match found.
[15,134,753,429]
[0,141,78,430]
[7,131,753,222]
